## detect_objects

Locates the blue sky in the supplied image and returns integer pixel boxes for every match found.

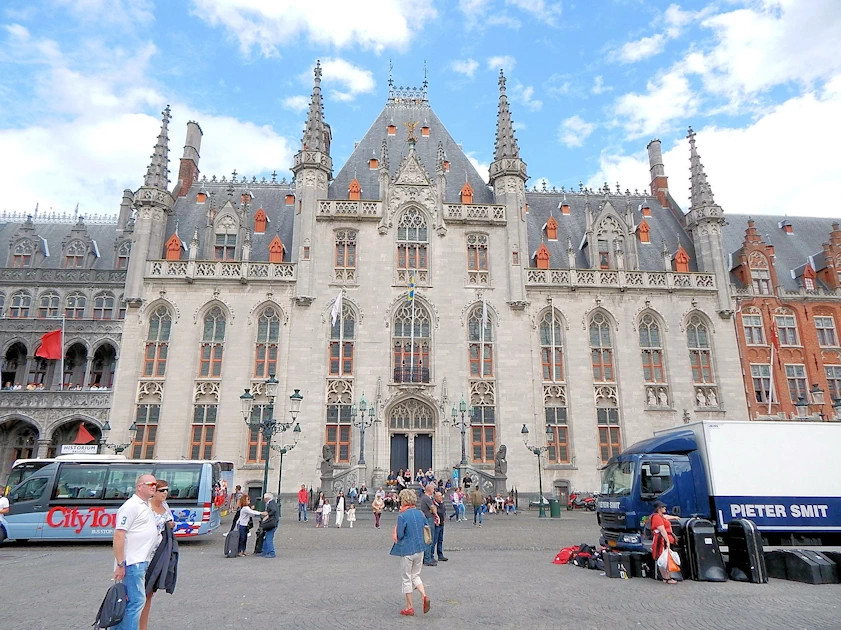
[0,0,839,218]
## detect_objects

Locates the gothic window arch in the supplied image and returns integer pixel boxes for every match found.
[254,208,267,233]
[396,207,428,281]
[65,292,87,319]
[596,386,621,463]
[254,306,281,378]
[199,306,227,377]
[11,239,34,267]
[65,240,88,268]
[116,240,131,269]
[389,399,435,431]
[214,215,238,260]
[467,304,493,378]
[268,236,284,263]
[329,303,356,376]
[539,308,564,382]
[589,311,615,383]
[0,292,5,317]
[749,251,771,295]
[687,314,715,385]
[393,300,431,383]
[466,233,489,285]
[143,306,171,377]
[774,308,799,346]
[741,308,765,345]
[639,312,666,384]
[335,229,357,282]
[93,292,115,320]
[38,292,60,318]
[9,291,31,318]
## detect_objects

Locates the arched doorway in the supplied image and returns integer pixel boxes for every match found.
[48,419,102,457]
[89,343,117,388]
[0,418,39,472]
[388,399,435,475]
[2,342,27,388]
[63,343,88,389]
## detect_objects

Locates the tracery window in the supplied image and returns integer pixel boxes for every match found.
[396,208,428,273]
[12,239,34,267]
[93,293,115,320]
[392,301,431,383]
[467,305,493,378]
[116,241,131,269]
[539,309,563,382]
[9,291,31,318]
[65,293,87,319]
[254,307,281,379]
[199,306,226,378]
[687,316,714,384]
[143,306,171,377]
[65,240,87,268]
[329,304,355,376]
[590,312,614,382]
[214,216,237,261]
[39,293,60,318]
[639,313,665,383]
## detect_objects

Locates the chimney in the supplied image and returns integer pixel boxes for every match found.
[175,121,203,198]
[647,139,669,209]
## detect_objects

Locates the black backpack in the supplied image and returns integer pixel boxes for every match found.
[92,582,127,628]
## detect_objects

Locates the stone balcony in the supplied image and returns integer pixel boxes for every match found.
[445,204,506,224]
[0,268,127,286]
[317,200,382,220]
[0,317,124,336]
[147,260,296,282]
[526,268,717,291]
[732,285,841,300]
[0,389,112,424]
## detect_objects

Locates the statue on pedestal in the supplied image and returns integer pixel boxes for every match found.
[321,444,335,475]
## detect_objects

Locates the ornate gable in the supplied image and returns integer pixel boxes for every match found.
[394,151,431,186]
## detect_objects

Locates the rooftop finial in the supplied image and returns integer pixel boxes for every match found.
[423,59,428,90]
[493,69,519,161]
[314,59,322,85]
[143,105,172,190]
[687,126,716,210]
[299,61,329,155]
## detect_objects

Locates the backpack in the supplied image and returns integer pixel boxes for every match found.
[92,582,127,628]
[553,546,578,565]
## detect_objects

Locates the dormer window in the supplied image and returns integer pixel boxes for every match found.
[65,240,87,268]
[387,124,396,136]
[197,192,207,203]
[673,246,690,273]
[268,236,285,263]
[254,208,268,234]
[215,216,238,261]
[805,277,815,291]
[165,234,182,261]
[460,183,473,205]
[348,178,361,201]
[637,220,650,243]
[421,126,430,137]
[641,203,651,217]
[116,241,131,269]
[545,216,558,241]
[534,243,550,270]
[11,239,34,267]
[598,240,610,269]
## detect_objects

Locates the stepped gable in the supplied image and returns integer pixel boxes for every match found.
[724,214,840,291]
[0,213,122,269]
[525,190,696,270]
[167,175,296,262]
[329,85,492,205]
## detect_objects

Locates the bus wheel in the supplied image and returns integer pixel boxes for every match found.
[0,529,6,544]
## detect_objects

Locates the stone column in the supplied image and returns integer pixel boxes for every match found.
[36,438,52,458]
[82,357,93,388]
[23,355,34,387]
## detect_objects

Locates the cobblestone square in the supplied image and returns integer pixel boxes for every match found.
[2,509,840,629]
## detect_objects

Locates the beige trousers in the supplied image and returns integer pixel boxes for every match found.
[400,551,424,594]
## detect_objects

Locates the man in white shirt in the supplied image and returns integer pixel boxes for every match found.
[112,474,160,630]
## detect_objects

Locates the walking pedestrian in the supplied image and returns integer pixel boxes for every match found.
[390,489,431,617]
[347,504,356,528]
[470,487,484,527]
[236,496,265,556]
[321,499,332,528]
[372,493,385,528]
[419,484,438,566]
[111,474,160,630]
[298,484,309,521]
[228,485,243,513]
[433,491,448,562]
[315,491,326,528]
[335,491,346,528]
[259,493,278,558]
[449,487,461,521]
[140,480,177,630]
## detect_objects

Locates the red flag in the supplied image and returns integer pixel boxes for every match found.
[74,424,96,445]
[769,319,781,352]
[35,329,63,360]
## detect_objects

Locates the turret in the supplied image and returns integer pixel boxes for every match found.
[175,121,203,198]
[647,139,670,209]
[117,189,133,231]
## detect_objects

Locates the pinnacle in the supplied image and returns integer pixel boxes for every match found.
[143,105,172,191]
[493,69,519,162]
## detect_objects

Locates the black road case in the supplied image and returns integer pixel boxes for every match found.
[726,518,768,583]
[681,517,727,581]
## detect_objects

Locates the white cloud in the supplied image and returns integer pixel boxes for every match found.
[316,57,375,102]
[591,75,611,95]
[53,0,155,25]
[508,80,542,111]
[459,0,560,28]
[190,0,437,56]
[558,115,596,148]
[612,3,703,64]
[613,67,699,138]
[281,95,309,113]
[451,58,479,78]
[505,0,562,25]
[487,55,516,73]
[466,152,490,183]
[615,33,666,64]
[588,82,841,218]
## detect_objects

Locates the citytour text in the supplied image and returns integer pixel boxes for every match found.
[46,507,117,533]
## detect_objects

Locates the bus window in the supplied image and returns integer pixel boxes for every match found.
[104,467,143,500]
[5,460,52,492]
[11,477,49,502]
[153,464,201,500]
[52,465,107,500]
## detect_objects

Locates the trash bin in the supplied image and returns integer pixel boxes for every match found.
[549,498,561,518]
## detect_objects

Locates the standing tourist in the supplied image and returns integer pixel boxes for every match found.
[347,503,357,528]
[298,484,309,522]
[449,487,461,522]
[236,496,265,557]
[433,491,448,562]
[228,485,243,513]
[419,484,438,566]
[470,487,485,527]
[259,493,278,559]
[0,487,9,517]
[335,491,346,528]
[315,491,326,527]
[390,489,431,616]
[140,480,176,630]
[372,493,385,528]
[321,498,332,528]
[111,474,160,630]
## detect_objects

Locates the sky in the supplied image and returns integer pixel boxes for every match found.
[0,0,839,219]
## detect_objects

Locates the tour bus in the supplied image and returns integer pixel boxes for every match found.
[0,458,223,542]
[4,455,127,495]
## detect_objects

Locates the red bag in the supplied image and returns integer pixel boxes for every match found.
[554,546,578,565]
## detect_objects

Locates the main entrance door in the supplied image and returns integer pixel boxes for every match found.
[390,434,409,473]
[414,434,432,471]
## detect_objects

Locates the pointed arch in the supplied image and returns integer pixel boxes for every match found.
[396,206,429,280]
[392,299,432,384]
[348,178,361,201]
[686,310,716,385]
[253,304,281,379]
[538,306,565,382]
[673,245,690,273]
[638,309,667,385]
[165,233,182,261]
[545,215,558,241]
[467,302,494,378]
[213,211,239,260]
[254,208,268,233]
[460,182,473,204]
[8,290,32,318]
[10,238,34,267]
[143,304,172,377]
[268,235,285,263]
[637,219,650,243]
[534,243,550,270]
[38,291,60,318]
[198,304,227,378]
[589,309,616,383]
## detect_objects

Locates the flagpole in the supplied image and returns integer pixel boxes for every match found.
[480,296,485,379]
[60,316,65,391]
[767,342,775,416]
[338,290,343,375]
[550,298,556,383]
[409,282,416,383]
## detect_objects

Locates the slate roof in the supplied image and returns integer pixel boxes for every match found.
[724,214,841,291]
[0,217,125,269]
[524,191,697,271]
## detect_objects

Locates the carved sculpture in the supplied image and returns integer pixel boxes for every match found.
[321,443,335,474]
[494,444,508,476]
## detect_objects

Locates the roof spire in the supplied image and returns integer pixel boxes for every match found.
[144,105,171,190]
[301,60,328,153]
[687,126,715,210]
[380,139,389,170]
[493,69,519,162]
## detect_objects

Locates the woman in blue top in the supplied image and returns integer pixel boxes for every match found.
[390,488,431,616]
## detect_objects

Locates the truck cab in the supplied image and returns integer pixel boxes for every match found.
[598,430,709,551]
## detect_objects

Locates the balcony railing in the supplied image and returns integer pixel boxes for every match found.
[0,268,127,285]
[526,269,717,291]
[0,389,113,411]
[445,204,506,223]
[148,260,295,281]
[393,367,431,384]
[318,200,382,219]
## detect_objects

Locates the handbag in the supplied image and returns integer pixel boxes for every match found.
[423,524,432,545]
[667,549,681,574]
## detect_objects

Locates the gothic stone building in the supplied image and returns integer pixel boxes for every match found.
[2,65,758,498]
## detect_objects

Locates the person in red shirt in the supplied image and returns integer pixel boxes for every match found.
[297,485,309,522]
[650,500,680,584]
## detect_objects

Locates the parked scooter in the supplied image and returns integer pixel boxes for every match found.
[567,492,596,511]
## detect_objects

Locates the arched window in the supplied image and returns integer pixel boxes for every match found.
[348,178,361,201]
[65,292,87,319]
[199,306,226,377]
[93,293,115,320]
[748,251,770,295]
[12,239,34,267]
[38,292,60,318]
[596,386,621,463]
[254,208,267,233]
[393,301,431,383]
[741,308,764,345]
[687,315,714,384]
[268,236,284,263]
[590,312,614,382]
[545,215,558,240]
[535,243,550,270]
[165,234,181,261]
[539,309,563,382]
[9,291,31,318]
[65,240,87,268]
[639,313,665,383]
[673,246,690,273]
[143,306,171,377]
[466,233,488,284]
[396,208,428,276]
[214,216,237,260]
[468,304,493,378]
[116,240,131,269]
[460,182,473,204]
[774,309,799,346]
[254,307,281,378]
[335,229,357,280]
[329,304,355,376]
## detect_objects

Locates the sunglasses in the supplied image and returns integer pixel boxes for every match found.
[156,488,169,493]
[139,481,158,488]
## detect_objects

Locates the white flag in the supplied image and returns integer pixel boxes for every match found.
[330,290,343,326]
[481,293,488,328]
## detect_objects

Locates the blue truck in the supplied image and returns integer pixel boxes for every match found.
[597,420,841,551]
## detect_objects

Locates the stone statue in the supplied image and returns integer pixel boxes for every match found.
[696,390,706,407]
[647,388,657,406]
[321,444,335,474]
[494,444,508,476]
[658,388,668,407]
[707,389,718,407]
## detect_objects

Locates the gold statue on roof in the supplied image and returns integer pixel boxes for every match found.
[404,120,420,142]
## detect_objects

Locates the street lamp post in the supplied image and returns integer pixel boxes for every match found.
[240,377,303,510]
[450,395,472,467]
[350,393,376,465]
[100,421,137,454]
[272,422,302,514]
[521,423,553,518]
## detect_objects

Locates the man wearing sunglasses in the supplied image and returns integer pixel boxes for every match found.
[112,474,161,630]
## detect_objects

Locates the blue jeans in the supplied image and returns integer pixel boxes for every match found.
[298,502,307,521]
[114,561,147,630]
[435,524,445,559]
[262,527,276,557]
[238,525,249,553]
[423,516,436,563]
[474,506,483,524]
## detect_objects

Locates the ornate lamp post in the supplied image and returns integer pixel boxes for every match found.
[240,377,303,509]
[451,395,472,467]
[350,393,376,466]
[272,422,302,516]
[100,421,137,454]
[521,423,553,518]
